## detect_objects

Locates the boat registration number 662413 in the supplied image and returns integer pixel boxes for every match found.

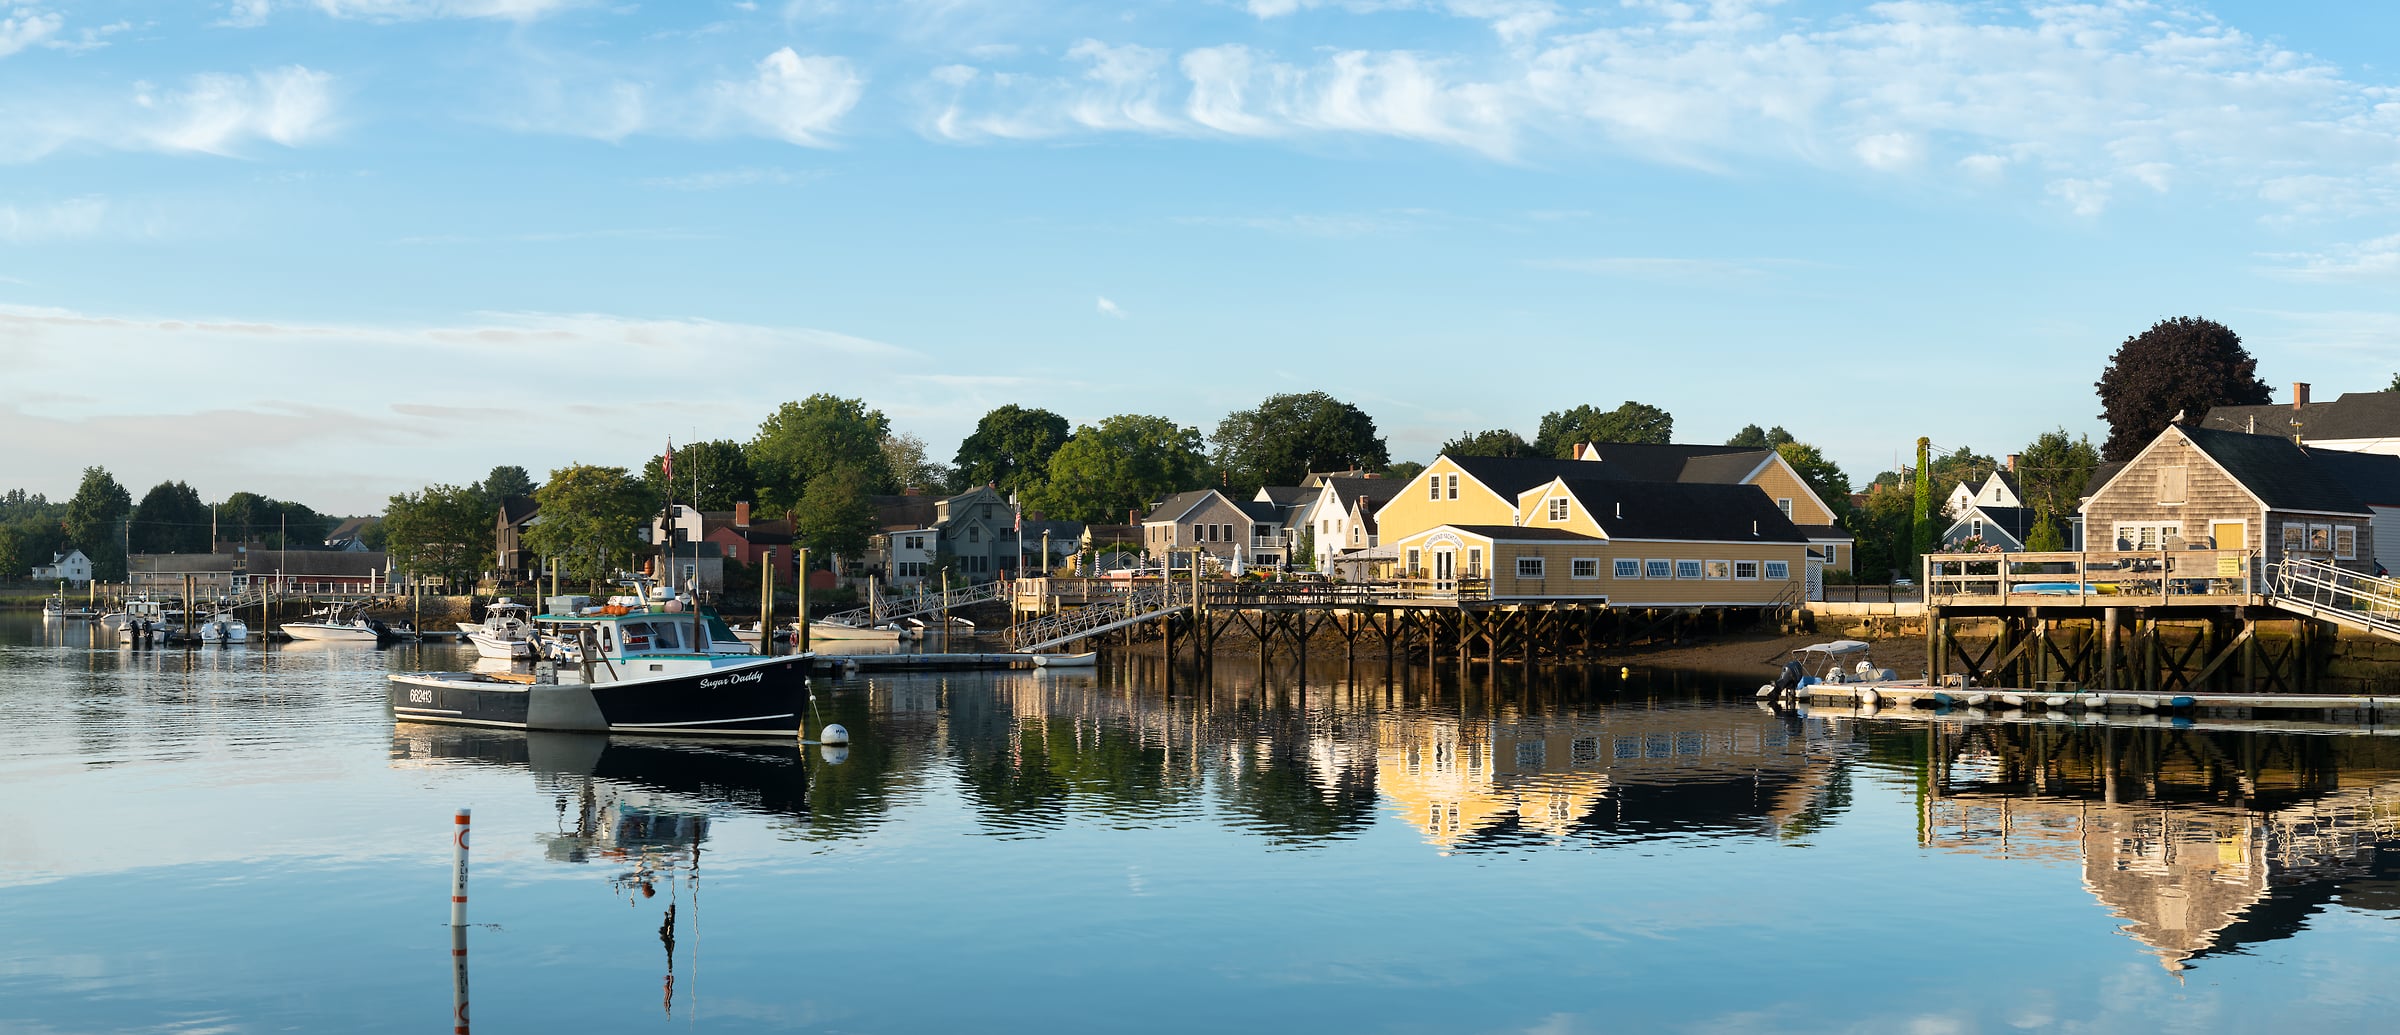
[409,688,434,704]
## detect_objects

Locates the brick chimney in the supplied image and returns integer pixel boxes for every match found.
[734,501,750,528]
[2004,454,2018,472]
[2293,382,2311,410]
[1128,508,1141,525]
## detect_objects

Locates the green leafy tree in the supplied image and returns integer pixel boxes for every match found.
[1774,442,1852,517]
[793,464,877,563]
[1211,392,1389,495]
[1726,424,1795,449]
[215,492,330,548]
[523,464,651,589]
[2015,427,2100,521]
[1846,483,1918,584]
[2095,316,2270,461]
[952,405,1071,496]
[473,466,538,504]
[1381,460,1427,485]
[640,439,757,512]
[0,490,67,577]
[2387,372,2399,392]
[384,484,495,588]
[1293,526,1317,571]
[64,467,132,581]
[1534,401,1673,457]
[882,432,951,495]
[2024,516,2068,552]
[1027,415,1210,523]
[1439,428,1534,457]
[747,394,894,513]
[128,481,210,554]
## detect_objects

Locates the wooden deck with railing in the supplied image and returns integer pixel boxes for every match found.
[1924,549,2260,609]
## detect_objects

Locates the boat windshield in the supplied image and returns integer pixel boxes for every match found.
[1794,640,1870,656]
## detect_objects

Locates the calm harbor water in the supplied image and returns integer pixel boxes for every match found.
[5,615,2399,1033]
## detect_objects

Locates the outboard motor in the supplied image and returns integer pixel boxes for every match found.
[1773,659,1804,696]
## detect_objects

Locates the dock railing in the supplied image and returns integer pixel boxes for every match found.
[1924,549,2257,607]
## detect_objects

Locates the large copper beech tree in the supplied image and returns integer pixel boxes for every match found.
[2094,316,2270,461]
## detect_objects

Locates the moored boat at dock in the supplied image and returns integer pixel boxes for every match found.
[282,604,391,642]
[389,604,812,738]
[461,599,538,659]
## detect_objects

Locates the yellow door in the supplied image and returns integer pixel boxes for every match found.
[2211,521,2246,550]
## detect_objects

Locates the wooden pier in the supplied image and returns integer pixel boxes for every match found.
[1921,550,2400,696]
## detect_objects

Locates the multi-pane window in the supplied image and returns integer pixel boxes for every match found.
[1647,559,1673,579]
[1571,558,1599,578]
[1734,560,1760,580]
[1548,498,1569,521]
[2336,526,2358,560]
[1676,560,1702,579]
[1764,560,1790,580]
[1614,559,1641,579]
[1517,557,1545,578]
[1446,474,1460,500]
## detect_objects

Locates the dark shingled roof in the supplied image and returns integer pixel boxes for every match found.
[1142,489,1221,523]
[2180,426,2370,515]
[1254,486,1311,506]
[1556,479,1812,543]
[2302,447,2400,508]
[1952,505,2037,543]
[2083,461,2127,498]
[496,495,539,527]
[1440,524,1605,542]
[1447,444,1776,498]
[1235,500,1285,523]
[2203,390,2400,442]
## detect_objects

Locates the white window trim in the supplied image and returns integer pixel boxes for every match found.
[1645,559,1672,580]
[1446,474,1460,500]
[1734,560,1760,580]
[1614,558,1642,579]
[2113,522,2182,551]
[1549,498,1570,522]
[1675,560,1702,580]
[1764,560,1790,580]
[1704,560,1732,581]
[1777,498,1793,517]
[1428,475,1440,501]
[1517,556,1546,578]
[1570,557,1600,579]
[2335,526,2358,560]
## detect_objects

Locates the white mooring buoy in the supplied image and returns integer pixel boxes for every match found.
[819,723,850,746]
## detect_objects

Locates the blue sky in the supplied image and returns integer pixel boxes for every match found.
[5,0,2398,514]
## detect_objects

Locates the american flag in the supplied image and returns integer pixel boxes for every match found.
[663,439,674,482]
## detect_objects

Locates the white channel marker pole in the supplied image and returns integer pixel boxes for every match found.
[451,808,471,926]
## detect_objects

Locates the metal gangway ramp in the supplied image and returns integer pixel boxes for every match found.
[2268,559,2400,643]
[1005,585,1190,653]
[818,580,1010,629]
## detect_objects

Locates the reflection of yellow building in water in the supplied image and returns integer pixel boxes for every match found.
[1376,708,1830,851]
[1920,731,2400,973]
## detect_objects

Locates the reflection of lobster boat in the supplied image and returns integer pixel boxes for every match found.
[389,605,813,738]
[1030,651,1097,668]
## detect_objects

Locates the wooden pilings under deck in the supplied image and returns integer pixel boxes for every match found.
[1095,600,1786,668]
[1927,606,2330,696]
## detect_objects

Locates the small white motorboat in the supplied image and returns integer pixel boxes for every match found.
[463,600,538,659]
[194,612,249,643]
[1030,651,1098,668]
[807,620,916,643]
[282,605,390,642]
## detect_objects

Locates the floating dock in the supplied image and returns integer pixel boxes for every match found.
[813,652,1051,673]
[1799,682,2393,722]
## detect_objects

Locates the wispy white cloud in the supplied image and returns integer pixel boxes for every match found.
[1096,296,1125,318]
[42,19,133,53]
[510,47,862,147]
[2258,234,2400,282]
[236,0,582,23]
[918,2,2400,217]
[0,9,64,56]
[639,166,808,190]
[0,66,336,162]
[0,197,110,241]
